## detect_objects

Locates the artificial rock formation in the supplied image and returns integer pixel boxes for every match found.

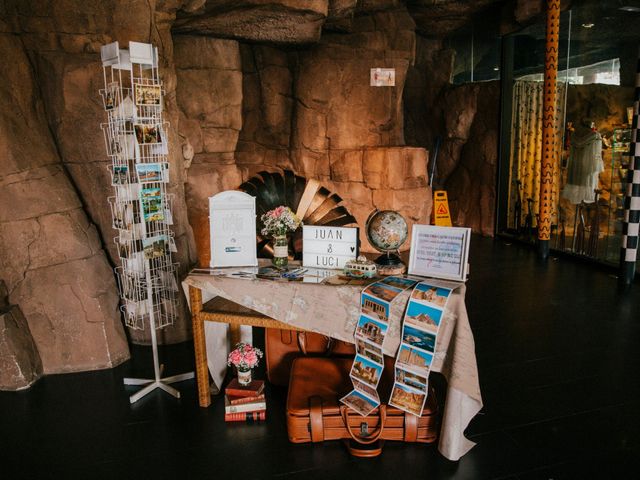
[0,32,129,373]
[0,281,43,390]
[1,0,521,373]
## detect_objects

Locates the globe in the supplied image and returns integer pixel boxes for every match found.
[365,210,408,266]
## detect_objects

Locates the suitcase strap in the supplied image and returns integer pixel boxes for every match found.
[309,396,324,443]
[403,412,418,442]
[340,405,387,445]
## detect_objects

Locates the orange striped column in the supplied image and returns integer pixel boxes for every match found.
[538,0,560,259]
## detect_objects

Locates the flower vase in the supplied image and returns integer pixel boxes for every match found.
[237,367,252,386]
[272,234,289,268]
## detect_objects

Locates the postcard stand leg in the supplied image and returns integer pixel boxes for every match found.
[100,41,193,404]
[123,271,194,404]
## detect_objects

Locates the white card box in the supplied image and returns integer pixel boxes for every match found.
[209,191,258,268]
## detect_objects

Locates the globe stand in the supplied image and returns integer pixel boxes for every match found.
[374,251,406,276]
[374,251,402,266]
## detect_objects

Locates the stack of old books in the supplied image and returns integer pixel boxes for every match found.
[224,379,266,423]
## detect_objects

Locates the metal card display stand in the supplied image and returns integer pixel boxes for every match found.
[100,41,193,404]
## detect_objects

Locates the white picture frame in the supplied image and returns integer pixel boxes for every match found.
[408,225,471,281]
[209,191,258,268]
[302,225,358,269]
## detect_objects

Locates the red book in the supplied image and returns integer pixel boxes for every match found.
[228,393,266,406]
[224,411,266,422]
[225,379,265,398]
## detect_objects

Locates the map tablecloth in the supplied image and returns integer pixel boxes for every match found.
[182,273,482,461]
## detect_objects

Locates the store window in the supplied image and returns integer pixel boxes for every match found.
[497,1,639,269]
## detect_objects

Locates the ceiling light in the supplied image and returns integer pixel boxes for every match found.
[619,6,640,12]
[581,23,595,28]
[493,66,500,71]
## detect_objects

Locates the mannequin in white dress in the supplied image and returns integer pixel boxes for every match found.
[561,121,604,204]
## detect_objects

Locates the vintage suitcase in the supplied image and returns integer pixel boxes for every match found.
[265,328,355,386]
[286,357,439,456]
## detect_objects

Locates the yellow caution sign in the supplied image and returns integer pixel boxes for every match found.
[433,190,452,227]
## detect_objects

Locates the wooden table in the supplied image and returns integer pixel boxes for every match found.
[183,270,482,461]
[188,285,305,408]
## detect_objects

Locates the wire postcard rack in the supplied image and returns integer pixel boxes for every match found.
[100,41,193,404]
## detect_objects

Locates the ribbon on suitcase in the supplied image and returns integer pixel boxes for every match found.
[340,276,453,417]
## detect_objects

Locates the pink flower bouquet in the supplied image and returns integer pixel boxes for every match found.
[260,205,302,236]
[227,342,264,371]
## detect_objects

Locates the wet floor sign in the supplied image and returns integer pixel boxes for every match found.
[433,190,452,227]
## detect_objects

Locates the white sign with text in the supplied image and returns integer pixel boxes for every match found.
[408,225,471,281]
[302,226,358,269]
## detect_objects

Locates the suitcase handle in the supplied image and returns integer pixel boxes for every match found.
[340,405,386,445]
[297,332,334,356]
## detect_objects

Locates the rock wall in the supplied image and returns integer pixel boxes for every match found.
[405,36,499,235]
[0,0,508,373]
[0,31,129,373]
[3,0,198,346]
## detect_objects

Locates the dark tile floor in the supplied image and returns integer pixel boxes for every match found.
[2,236,639,479]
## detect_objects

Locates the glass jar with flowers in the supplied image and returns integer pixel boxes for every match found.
[260,206,302,268]
[227,342,263,386]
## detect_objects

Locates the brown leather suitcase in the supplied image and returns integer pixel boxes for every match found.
[286,356,439,456]
[265,328,355,386]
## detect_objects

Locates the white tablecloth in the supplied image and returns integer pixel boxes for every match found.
[183,272,482,461]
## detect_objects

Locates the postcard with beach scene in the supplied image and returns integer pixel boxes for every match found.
[411,283,452,308]
[389,382,427,417]
[402,324,437,353]
[355,314,388,348]
[350,354,384,387]
[361,293,389,323]
[340,389,379,417]
[405,300,443,333]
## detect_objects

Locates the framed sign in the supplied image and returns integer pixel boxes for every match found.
[209,191,258,268]
[302,226,358,269]
[370,68,396,87]
[408,225,471,281]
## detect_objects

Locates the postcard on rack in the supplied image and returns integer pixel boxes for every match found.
[134,123,163,145]
[111,165,128,185]
[142,235,169,260]
[135,162,167,184]
[134,83,162,106]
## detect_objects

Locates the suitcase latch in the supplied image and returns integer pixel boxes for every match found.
[360,422,369,437]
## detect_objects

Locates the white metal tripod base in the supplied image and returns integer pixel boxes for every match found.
[124,371,195,404]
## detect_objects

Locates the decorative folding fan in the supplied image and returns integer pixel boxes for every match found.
[239,170,357,258]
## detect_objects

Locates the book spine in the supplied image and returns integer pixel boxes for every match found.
[224,411,266,422]
[225,403,267,414]
[229,394,265,405]
[225,387,264,398]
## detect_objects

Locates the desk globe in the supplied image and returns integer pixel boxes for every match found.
[365,209,408,274]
